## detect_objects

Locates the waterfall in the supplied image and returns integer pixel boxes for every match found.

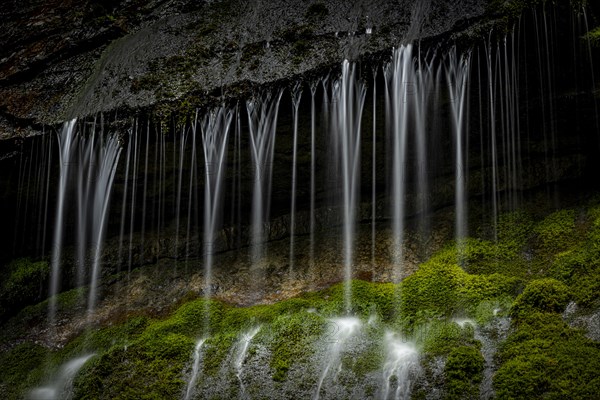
[85,134,122,316]
[446,47,471,255]
[331,60,366,314]
[200,106,233,332]
[247,90,283,272]
[289,82,303,272]
[48,119,77,334]
[385,45,413,278]
[310,80,318,268]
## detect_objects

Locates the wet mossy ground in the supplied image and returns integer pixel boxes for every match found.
[2,199,600,398]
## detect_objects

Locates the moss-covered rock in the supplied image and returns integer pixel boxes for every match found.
[399,252,519,324]
[444,346,484,400]
[0,258,49,321]
[510,278,571,320]
[494,312,600,399]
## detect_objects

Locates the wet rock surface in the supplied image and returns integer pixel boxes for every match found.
[0,0,490,138]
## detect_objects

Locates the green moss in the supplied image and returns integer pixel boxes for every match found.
[202,332,236,376]
[494,312,600,399]
[416,320,477,356]
[583,26,600,48]
[510,278,571,321]
[496,210,534,257]
[74,332,194,399]
[399,255,519,324]
[0,342,48,399]
[0,258,49,320]
[534,209,577,253]
[444,346,484,400]
[473,296,512,325]
[269,311,324,382]
[4,199,600,399]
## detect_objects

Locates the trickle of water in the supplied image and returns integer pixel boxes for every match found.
[183,338,207,400]
[289,82,303,272]
[28,354,95,400]
[235,326,261,399]
[452,318,475,328]
[381,333,420,400]
[314,317,361,400]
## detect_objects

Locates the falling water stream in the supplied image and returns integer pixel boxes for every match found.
[314,317,362,400]
[235,326,261,399]
[381,332,420,400]
[10,2,599,397]
[28,354,95,400]
[183,338,207,400]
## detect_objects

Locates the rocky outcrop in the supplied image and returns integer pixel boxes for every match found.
[0,0,492,138]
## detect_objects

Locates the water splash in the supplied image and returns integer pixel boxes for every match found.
[381,333,420,400]
[314,317,361,400]
[28,354,95,400]
[183,338,207,400]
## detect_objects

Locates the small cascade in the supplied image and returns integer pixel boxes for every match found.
[446,48,471,252]
[46,118,122,334]
[381,332,420,400]
[127,120,140,273]
[413,48,437,243]
[174,125,189,263]
[234,326,261,399]
[48,119,77,333]
[183,338,207,400]
[385,45,413,277]
[28,354,95,400]
[247,90,283,269]
[473,316,510,399]
[200,106,234,331]
[330,61,366,313]
[289,82,303,272]
[314,317,362,400]
[117,126,133,268]
[371,67,377,267]
[309,80,318,268]
[84,133,122,317]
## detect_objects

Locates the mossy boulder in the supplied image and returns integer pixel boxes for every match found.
[0,258,49,321]
[510,278,571,320]
[495,312,600,399]
[444,345,484,400]
[400,251,520,324]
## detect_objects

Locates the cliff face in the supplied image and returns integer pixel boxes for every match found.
[0,0,490,138]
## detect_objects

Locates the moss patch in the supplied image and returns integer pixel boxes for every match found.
[0,258,49,321]
[494,312,600,399]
